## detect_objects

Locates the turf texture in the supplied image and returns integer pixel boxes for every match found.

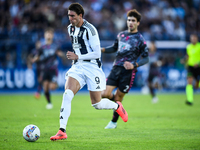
[0,93,200,150]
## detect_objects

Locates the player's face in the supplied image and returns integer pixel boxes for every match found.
[68,10,82,27]
[44,31,54,42]
[127,16,140,33]
[190,35,198,44]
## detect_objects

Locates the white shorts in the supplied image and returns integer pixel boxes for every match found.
[65,62,106,91]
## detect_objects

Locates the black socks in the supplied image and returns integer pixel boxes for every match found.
[59,128,66,133]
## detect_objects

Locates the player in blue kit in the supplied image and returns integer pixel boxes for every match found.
[101,9,149,129]
[32,28,65,109]
[50,3,128,141]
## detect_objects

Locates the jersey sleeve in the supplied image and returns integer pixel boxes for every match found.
[139,37,149,58]
[87,26,100,48]
[77,25,101,60]
[135,36,149,67]
[104,39,118,53]
[113,38,119,50]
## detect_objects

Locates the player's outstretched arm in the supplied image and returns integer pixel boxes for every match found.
[102,46,118,53]
[102,39,118,54]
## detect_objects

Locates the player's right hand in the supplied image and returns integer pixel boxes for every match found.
[123,61,134,70]
[66,51,78,60]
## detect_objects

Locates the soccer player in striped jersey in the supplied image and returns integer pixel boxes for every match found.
[50,3,128,141]
[101,9,149,129]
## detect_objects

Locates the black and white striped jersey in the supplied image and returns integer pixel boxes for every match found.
[67,19,101,67]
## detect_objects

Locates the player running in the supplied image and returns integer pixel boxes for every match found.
[50,3,128,141]
[28,41,43,99]
[32,28,65,109]
[101,9,149,129]
[147,41,163,103]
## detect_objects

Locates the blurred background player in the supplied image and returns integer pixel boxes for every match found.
[147,41,163,103]
[32,27,65,109]
[101,9,149,129]
[27,40,43,99]
[185,34,200,105]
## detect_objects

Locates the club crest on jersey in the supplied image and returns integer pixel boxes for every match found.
[72,27,74,31]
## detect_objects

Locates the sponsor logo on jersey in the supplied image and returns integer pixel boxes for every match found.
[72,43,82,49]
[119,41,131,51]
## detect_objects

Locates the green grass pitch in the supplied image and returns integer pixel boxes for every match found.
[0,92,200,150]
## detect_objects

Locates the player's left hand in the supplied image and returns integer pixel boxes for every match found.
[66,51,78,60]
[123,61,134,70]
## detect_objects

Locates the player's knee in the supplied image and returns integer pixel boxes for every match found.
[92,101,103,110]
[101,91,110,98]
[50,83,58,90]
[101,92,107,98]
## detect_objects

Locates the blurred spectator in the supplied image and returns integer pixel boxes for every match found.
[0,0,199,41]
[175,51,185,70]
[0,0,198,77]
[5,51,16,69]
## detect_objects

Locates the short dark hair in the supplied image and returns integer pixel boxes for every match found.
[190,33,198,37]
[127,9,141,22]
[68,3,84,17]
[44,27,54,33]
[190,33,199,40]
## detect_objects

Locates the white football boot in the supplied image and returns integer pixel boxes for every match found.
[105,121,117,129]
[46,103,53,109]
[152,97,158,104]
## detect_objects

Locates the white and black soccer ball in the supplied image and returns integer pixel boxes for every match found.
[23,124,40,142]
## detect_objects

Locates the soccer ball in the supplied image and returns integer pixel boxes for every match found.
[23,124,40,142]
